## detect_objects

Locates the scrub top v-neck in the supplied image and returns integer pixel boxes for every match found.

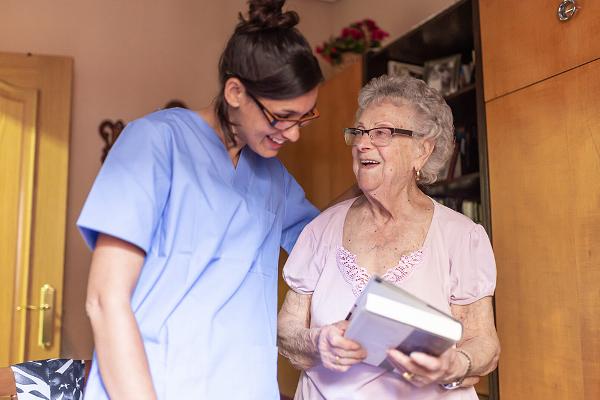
[78,108,318,399]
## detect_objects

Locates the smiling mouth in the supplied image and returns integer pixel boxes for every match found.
[268,135,285,145]
[360,159,380,166]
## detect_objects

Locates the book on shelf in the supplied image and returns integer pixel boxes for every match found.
[344,277,462,370]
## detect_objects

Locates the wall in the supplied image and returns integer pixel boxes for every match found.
[0,0,456,359]
[330,0,457,52]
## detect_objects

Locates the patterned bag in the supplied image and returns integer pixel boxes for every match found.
[10,359,85,400]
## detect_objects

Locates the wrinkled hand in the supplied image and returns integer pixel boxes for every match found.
[316,320,367,372]
[386,348,477,388]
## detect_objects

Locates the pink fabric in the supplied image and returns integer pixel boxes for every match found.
[283,198,496,400]
[336,246,424,297]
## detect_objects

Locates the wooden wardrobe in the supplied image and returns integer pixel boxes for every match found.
[276,61,362,398]
[480,1,600,399]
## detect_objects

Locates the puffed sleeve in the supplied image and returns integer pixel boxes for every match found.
[449,224,497,305]
[280,170,319,254]
[282,221,327,295]
[77,118,172,253]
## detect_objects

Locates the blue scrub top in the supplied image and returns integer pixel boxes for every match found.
[77,108,318,399]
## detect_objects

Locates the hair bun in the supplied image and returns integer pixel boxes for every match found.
[239,0,299,32]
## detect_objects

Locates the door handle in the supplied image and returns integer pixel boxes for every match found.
[15,284,56,348]
[38,284,56,348]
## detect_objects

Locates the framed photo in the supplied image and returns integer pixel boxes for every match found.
[387,60,424,80]
[424,54,461,96]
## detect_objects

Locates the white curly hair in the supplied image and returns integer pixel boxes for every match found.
[356,74,455,184]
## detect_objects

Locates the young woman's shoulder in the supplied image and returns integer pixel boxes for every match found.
[136,108,205,136]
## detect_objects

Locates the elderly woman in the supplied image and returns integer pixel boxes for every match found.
[278,75,500,399]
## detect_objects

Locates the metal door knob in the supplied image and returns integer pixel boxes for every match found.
[557,0,578,21]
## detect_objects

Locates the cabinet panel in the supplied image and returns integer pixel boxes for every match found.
[277,61,361,398]
[278,62,359,210]
[487,59,600,399]
[480,0,600,101]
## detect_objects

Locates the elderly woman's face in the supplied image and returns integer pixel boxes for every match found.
[352,101,421,194]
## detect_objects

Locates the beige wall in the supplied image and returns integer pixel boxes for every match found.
[0,0,454,359]
[330,0,457,44]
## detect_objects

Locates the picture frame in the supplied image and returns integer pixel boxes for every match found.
[387,60,424,80]
[423,54,461,96]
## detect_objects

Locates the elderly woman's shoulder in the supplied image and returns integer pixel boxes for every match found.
[433,200,482,235]
[304,197,357,231]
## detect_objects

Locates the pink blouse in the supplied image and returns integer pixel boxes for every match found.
[283,198,496,400]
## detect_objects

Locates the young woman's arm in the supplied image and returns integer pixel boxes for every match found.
[85,234,157,400]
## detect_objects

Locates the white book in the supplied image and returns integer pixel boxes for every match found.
[344,277,463,369]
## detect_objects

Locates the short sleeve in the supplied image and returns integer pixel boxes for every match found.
[280,170,319,253]
[449,224,497,305]
[77,118,172,253]
[282,222,327,295]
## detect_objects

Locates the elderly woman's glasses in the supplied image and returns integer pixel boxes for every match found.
[247,92,320,131]
[343,127,414,146]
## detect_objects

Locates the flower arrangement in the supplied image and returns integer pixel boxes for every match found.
[316,19,389,65]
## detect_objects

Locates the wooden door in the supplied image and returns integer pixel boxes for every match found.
[277,61,362,398]
[278,62,360,210]
[0,52,72,365]
[480,0,600,100]
[486,59,600,399]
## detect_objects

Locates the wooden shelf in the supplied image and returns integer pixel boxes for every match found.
[444,83,475,102]
[421,172,480,200]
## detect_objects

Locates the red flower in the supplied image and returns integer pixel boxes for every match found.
[315,18,386,66]
[349,28,363,40]
[364,19,376,30]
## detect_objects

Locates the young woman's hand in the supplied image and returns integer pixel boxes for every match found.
[316,320,367,372]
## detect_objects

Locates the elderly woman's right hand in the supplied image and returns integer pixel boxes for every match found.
[316,320,367,372]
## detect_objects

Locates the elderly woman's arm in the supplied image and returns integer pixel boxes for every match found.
[278,290,367,372]
[277,290,319,370]
[451,296,500,379]
[387,296,500,388]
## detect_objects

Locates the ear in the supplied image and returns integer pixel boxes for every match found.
[223,77,245,108]
[415,138,435,170]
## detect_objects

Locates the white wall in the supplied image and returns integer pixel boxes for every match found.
[0,0,454,358]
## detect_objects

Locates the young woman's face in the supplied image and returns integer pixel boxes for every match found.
[234,86,319,158]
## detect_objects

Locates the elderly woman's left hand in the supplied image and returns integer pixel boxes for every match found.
[386,348,474,388]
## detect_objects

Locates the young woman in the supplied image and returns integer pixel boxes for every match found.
[78,1,323,398]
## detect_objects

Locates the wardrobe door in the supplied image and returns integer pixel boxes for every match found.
[277,61,362,398]
[486,59,600,400]
[480,0,600,100]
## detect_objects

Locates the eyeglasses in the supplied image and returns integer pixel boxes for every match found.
[343,127,414,146]
[247,92,320,131]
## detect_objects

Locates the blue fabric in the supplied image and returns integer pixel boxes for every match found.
[77,108,318,399]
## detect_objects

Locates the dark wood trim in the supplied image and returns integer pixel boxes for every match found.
[472,1,500,399]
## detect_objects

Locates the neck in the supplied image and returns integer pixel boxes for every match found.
[197,105,244,166]
[360,179,430,223]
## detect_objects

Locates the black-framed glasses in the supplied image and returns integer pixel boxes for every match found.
[246,92,320,131]
[343,127,414,146]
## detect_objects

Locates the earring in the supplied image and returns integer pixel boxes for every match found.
[415,169,421,181]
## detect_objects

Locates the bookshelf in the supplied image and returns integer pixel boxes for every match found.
[364,0,489,228]
[363,1,497,399]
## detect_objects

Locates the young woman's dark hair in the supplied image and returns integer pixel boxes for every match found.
[216,0,324,144]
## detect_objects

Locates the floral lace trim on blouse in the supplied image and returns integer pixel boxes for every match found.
[336,246,424,297]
